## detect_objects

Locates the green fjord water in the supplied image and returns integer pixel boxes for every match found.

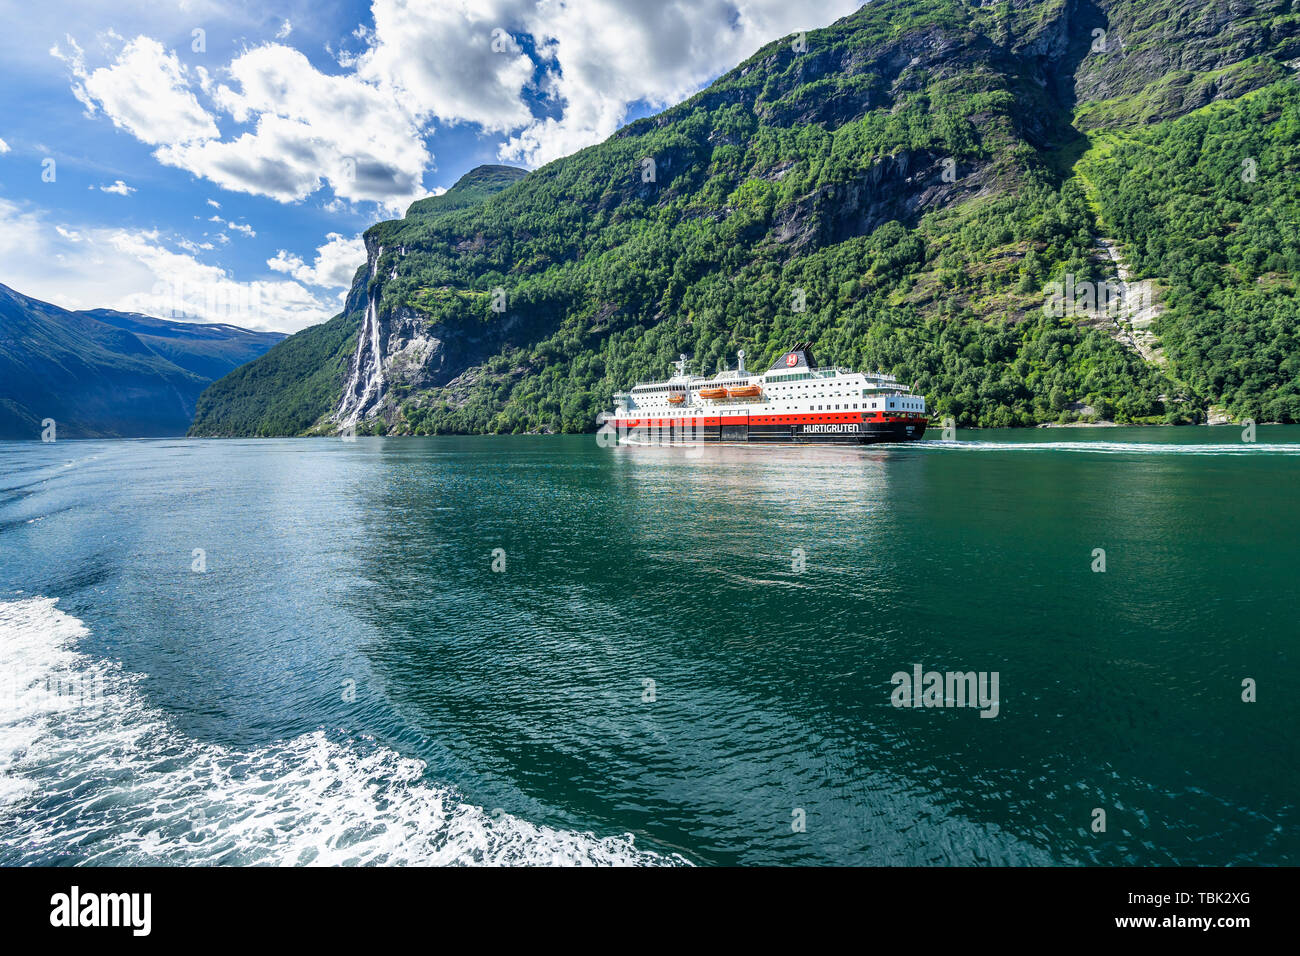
[0,428,1296,866]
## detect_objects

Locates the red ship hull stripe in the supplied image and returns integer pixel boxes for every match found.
[612,414,928,427]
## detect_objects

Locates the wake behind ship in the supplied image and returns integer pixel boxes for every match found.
[600,344,928,445]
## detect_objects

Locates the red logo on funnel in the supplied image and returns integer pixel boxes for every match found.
[785,354,797,367]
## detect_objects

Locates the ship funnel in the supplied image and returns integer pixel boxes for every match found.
[737,349,746,374]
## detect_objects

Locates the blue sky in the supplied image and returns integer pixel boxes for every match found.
[0,1,859,332]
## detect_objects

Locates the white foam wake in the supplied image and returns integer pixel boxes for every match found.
[0,598,682,867]
[917,440,1300,455]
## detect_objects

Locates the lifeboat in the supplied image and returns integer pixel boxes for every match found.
[667,393,685,405]
[698,386,728,400]
[727,384,761,399]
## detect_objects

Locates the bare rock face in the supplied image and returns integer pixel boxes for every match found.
[1085,238,1167,366]
[333,237,528,431]
[376,306,446,398]
[772,149,989,249]
[1071,0,1300,119]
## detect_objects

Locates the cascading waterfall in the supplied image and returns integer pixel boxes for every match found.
[335,246,386,427]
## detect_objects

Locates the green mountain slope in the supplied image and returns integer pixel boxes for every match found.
[0,284,284,438]
[185,309,359,438]
[404,164,529,218]
[1080,83,1300,422]
[192,0,1300,436]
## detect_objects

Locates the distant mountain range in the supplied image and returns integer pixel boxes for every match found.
[189,0,1300,436]
[0,283,284,438]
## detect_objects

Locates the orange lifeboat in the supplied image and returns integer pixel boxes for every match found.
[667,393,685,405]
[727,384,761,399]
[698,386,728,400]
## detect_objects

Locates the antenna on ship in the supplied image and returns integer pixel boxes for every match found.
[737,349,746,375]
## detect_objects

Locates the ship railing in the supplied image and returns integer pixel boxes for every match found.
[804,366,896,379]
[629,366,899,387]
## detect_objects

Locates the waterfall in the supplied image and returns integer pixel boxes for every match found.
[335,246,386,427]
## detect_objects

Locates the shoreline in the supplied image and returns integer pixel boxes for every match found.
[6,421,1293,442]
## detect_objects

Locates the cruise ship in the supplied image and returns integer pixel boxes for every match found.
[599,344,929,445]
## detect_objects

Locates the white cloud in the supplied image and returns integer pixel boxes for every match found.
[0,198,335,333]
[58,35,219,146]
[49,1,861,209]
[0,137,10,154]
[268,232,366,289]
[206,214,253,236]
[206,198,220,208]
[98,179,135,195]
[501,0,861,166]
[157,43,431,210]
[356,0,535,132]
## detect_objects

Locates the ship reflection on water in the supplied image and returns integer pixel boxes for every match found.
[609,438,917,504]
[603,439,932,593]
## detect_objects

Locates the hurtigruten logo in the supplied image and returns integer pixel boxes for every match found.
[49,886,151,936]
[800,423,861,434]
[891,665,1000,718]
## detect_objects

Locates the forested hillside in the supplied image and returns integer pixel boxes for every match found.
[190,0,1300,437]
[1081,83,1300,423]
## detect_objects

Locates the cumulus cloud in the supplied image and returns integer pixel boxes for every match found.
[98,179,135,195]
[53,1,860,207]
[0,198,334,333]
[157,43,431,209]
[0,137,10,153]
[268,232,366,290]
[56,35,218,146]
[355,0,535,132]
[501,0,861,166]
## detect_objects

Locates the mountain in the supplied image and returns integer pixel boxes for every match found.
[0,283,284,438]
[404,164,529,217]
[188,164,527,437]
[190,0,1300,437]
